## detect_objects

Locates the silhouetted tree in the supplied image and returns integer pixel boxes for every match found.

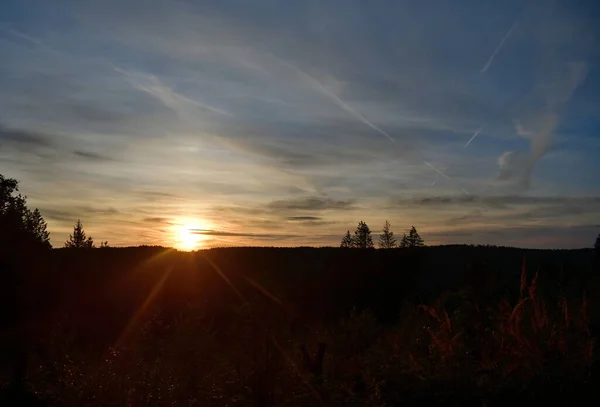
[353,221,374,249]
[1,174,51,249]
[65,219,94,248]
[100,240,110,248]
[0,174,51,398]
[594,233,600,272]
[399,233,409,248]
[340,231,354,248]
[406,226,424,247]
[378,220,396,249]
[24,209,51,249]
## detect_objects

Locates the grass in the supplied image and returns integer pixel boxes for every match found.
[8,262,599,406]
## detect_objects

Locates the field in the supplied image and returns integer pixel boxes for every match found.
[1,246,600,406]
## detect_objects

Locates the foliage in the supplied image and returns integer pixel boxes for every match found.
[340,230,353,248]
[595,233,599,251]
[352,221,374,249]
[378,220,396,249]
[0,174,51,250]
[399,233,409,248]
[99,241,110,248]
[22,261,597,406]
[403,226,424,248]
[64,219,94,248]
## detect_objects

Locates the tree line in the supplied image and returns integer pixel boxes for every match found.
[340,220,424,249]
[3,173,600,251]
[64,219,109,249]
[1,174,108,250]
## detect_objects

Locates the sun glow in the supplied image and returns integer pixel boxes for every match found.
[173,219,210,251]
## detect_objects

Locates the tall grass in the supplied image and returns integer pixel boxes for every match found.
[21,264,598,405]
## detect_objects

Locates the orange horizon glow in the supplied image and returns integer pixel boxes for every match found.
[172,218,211,251]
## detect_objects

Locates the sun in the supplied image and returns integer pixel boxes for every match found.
[172,219,210,251]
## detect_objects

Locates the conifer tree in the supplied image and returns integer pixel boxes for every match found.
[353,221,374,249]
[406,226,424,247]
[64,219,94,248]
[399,233,409,248]
[378,220,396,248]
[340,230,354,248]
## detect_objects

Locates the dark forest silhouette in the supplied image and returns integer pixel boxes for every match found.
[2,173,600,406]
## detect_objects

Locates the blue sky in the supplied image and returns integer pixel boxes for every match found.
[1,0,599,249]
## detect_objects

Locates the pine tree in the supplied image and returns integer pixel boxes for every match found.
[1,174,52,249]
[378,220,396,249]
[406,226,424,247]
[340,230,354,248]
[25,209,51,248]
[398,233,408,248]
[353,221,374,249]
[65,219,94,248]
[100,241,110,248]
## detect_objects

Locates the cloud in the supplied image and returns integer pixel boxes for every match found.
[501,61,589,189]
[286,216,322,221]
[73,150,111,161]
[114,67,232,118]
[222,131,399,171]
[0,124,55,149]
[40,208,77,223]
[496,151,530,186]
[77,206,120,215]
[39,206,120,223]
[136,191,179,199]
[191,229,300,239]
[1,1,598,249]
[268,196,357,211]
[142,217,170,224]
[399,194,600,208]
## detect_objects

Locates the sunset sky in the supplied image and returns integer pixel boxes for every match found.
[1,0,599,249]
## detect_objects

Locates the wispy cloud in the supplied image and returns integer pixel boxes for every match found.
[1,0,597,248]
[191,229,300,239]
[499,62,589,189]
[114,67,233,118]
[286,216,322,221]
[268,196,357,211]
[1,27,51,50]
[73,150,111,161]
[0,124,55,149]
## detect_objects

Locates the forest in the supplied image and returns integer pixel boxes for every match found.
[2,173,600,406]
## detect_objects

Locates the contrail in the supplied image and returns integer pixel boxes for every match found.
[277,57,396,143]
[272,54,479,195]
[2,27,48,49]
[424,161,452,180]
[464,124,484,148]
[481,21,516,73]
[424,161,470,194]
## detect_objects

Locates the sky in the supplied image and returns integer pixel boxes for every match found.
[1,0,599,249]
